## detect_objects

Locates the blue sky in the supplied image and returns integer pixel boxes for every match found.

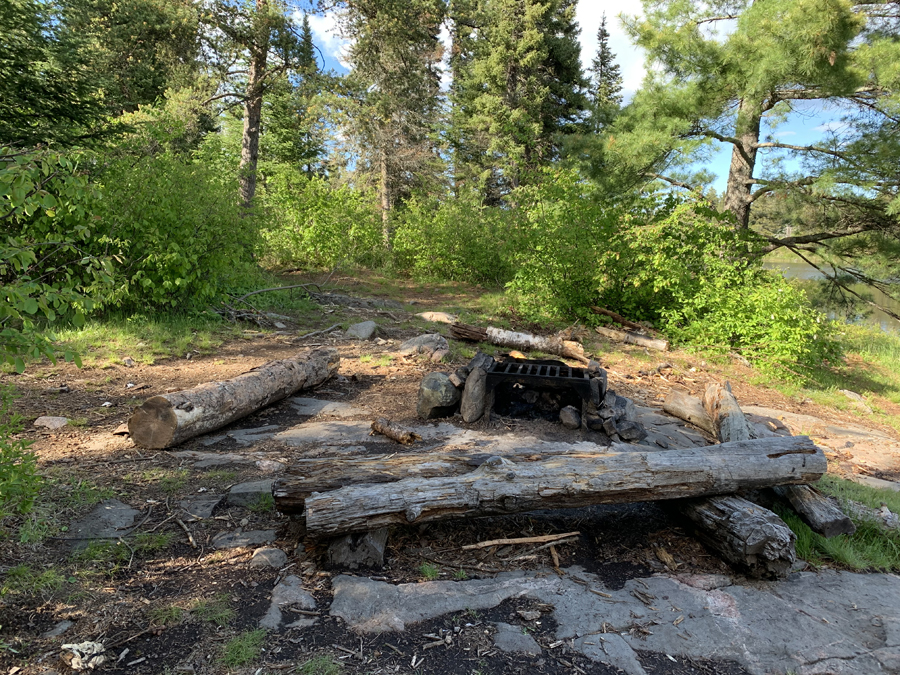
[301,1,842,193]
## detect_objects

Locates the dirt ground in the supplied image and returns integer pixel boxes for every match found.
[2,278,898,675]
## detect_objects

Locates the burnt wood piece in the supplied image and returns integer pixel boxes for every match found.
[450,323,589,364]
[590,306,645,331]
[679,495,796,579]
[595,326,669,352]
[773,485,856,537]
[370,418,422,445]
[662,391,717,436]
[128,348,339,449]
[302,436,826,536]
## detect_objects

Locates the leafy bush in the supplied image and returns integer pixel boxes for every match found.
[0,386,38,519]
[260,166,383,270]
[392,188,517,285]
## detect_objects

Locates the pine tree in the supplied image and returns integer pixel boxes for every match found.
[588,12,622,128]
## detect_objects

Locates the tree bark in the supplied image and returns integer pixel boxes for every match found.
[450,323,589,364]
[594,325,669,351]
[302,437,825,535]
[128,348,339,449]
[662,390,717,437]
[723,97,762,229]
[238,0,268,208]
[380,147,391,249]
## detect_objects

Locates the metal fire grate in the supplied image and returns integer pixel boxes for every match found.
[485,359,593,402]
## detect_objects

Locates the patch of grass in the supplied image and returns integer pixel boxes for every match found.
[418,562,440,581]
[191,594,235,626]
[148,604,185,626]
[141,468,188,495]
[60,478,116,509]
[359,354,373,364]
[776,475,900,572]
[71,540,131,567]
[452,569,468,580]
[221,629,265,667]
[1,564,66,597]
[375,354,393,368]
[204,469,237,483]
[248,493,275,513]
[133,531,175,553]
[297,655,343,675]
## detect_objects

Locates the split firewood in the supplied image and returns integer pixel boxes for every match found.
[370,418,422,445]
[450,323,589,364]
[128,348,339,449]
[594,326,669,352]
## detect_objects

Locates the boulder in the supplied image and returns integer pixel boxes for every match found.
[460,367,487,423]
[417,373,461,419]
[559,405,581,430]
[34,416,69,430]
[346,321,378,340]
[398,333,449,357]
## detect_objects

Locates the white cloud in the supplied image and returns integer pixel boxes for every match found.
[575,2,646,102]
[302,11,352,70]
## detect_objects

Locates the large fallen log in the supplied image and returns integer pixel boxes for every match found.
[594,325,669,351]
[302,437,826,536]
[673,382,798,578]
[450,323,589,364]
[275,441,644,514]
[128,348,340,449]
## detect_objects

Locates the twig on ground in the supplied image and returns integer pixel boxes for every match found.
[175,517,197,548]
[462,531,580,550]
[295,324,341,340]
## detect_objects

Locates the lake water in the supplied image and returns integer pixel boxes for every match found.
[764,260,900,333]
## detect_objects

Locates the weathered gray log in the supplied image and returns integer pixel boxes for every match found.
[662,390,717,436]
[703,382,751,443]
[594,325,669,351]
[128,348,339,449]
[450,323,589,364]
[303,437,826,536]
[773,485,856,537]
[679,495,797,579]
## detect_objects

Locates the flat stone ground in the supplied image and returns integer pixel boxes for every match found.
[5,296,900,675]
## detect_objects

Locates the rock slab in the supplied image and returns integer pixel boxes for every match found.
[492,622,542,656]
[67,499,139,549]
[259,575,316,629]
[227,480,274,507]
[399,334,449,357]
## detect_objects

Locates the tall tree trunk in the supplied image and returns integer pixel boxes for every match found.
[238,0,268,208]
[723,98,762,229]
[379,146,392,249]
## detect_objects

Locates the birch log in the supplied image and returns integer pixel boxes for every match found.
[594,326,669,352]
[303,437,825,535]
[450,323,588,364]
[128,348,339,449]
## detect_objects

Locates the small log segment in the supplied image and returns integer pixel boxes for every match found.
[302,437,825,536]
[662,390,716,436]
[675,382,798,578]
[370,418,422,445]
[128,348,339,449]
[450,323,589,364]
[590,306,644,331]
[594,325,668,352]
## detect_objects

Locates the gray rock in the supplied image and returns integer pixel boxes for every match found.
[34,416,69,430]
[430,348,450,363]
[211,530,277,549]
[290,398,367,418]
[559,405,581,430]
[180,495,223,522]
[67,499,139,548]
[196,425,280,448]
[492,622,542,656]
[417,372,461,420]
[839,389,873,414]
[327,528,389,570]
[346,321,378,340]
[274,421,374,446]
[416,311,458,324]
[460,367,487,423]
[468,352,494,372]
[284,618,318,629]
[42,620,74,638]
[615,395,636,422]
[617,420,648,442]
[227,479,274,507]
[575,633,647,675]
[517,610,541,621]
[255,459,284,473]
[398,333,449,356]
[249,547,288,568]
[259,575,316,629]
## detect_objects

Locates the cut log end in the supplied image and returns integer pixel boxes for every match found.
[127,396,177,449]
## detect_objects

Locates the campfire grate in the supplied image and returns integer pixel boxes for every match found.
[485,359,594,402]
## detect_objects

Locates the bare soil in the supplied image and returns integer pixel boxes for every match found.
[2,274,898,675]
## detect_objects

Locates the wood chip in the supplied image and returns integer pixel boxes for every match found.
[673,615,684,626]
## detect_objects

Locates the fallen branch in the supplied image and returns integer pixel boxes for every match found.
[175,517,197,548]
[461,531,581,550]
[233,284,319,305]
[590,306,644,331]
[295,323,341,340]
[370,418,422,445]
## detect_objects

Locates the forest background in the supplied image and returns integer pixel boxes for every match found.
[3,0,900,505]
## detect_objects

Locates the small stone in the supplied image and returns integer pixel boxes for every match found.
[249,547,288,568]
[255,459,284,473]
[467,352,494,371]
[398,333,449,357]
[42,620,74,638]
[461,367,487,423]
[839,389,873,414]
[417,372,461,420]
[617,420,648,442]
[345,321,378,340]
[492,622,542,656]
[517,610,541,621]
[240,518,249,527]
[227,479,274,506]
[180,495,223,521]
[559,406,581,430]
[327,528,390,570]
[34,416,69,430]
[416,311,458,324]
[123,357,135,367]
[273,322,287,329]
[259,575,316,629]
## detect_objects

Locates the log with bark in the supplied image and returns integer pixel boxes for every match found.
[594,325,669,352]
[301,436,825,535]
[450,323,589,364]
[128,348,340,449]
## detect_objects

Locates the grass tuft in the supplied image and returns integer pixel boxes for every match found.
[418,562,440,581]
[191,594,235,626]
[221,629,266,667]
[297,655,344,675]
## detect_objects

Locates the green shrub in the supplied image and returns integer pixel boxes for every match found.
[0,386,38,519]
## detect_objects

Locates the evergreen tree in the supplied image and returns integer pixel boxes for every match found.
[588,12,622,129]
